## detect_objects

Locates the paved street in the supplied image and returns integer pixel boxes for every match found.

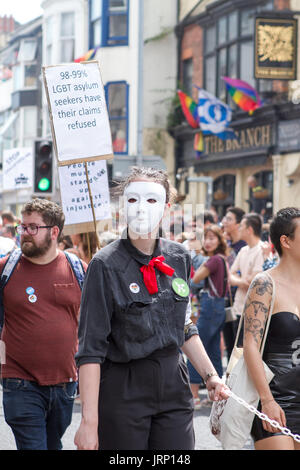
[0,386,254,451]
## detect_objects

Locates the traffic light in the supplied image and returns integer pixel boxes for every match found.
[34,140,53,194]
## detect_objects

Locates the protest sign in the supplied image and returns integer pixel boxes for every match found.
[58,159,111,235]
[3,147,33,191]
[43,61,113,166]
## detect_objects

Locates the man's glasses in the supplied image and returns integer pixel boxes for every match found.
[16,224,55,236]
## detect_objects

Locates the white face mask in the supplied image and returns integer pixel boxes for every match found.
[124,181,167,235]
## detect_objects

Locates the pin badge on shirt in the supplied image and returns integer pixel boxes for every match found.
[172,278,189,297]
[26,287,35,295]
[130,283,140,294]
[28,294,37,303]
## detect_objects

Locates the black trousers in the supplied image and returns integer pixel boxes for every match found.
[98,348,195,450]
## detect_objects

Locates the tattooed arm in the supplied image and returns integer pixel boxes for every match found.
[243,273,286,432]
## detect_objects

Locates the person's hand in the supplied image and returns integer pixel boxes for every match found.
[74,420,99,450]
[261,399,286,434]
[240,277,251,290]
[206,376,230,401]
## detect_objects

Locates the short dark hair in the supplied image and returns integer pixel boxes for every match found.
[270,207,300,257]
[242,213,262,238]
[21,198,65,237]
[226,206,245,224]
[204,211,215,224]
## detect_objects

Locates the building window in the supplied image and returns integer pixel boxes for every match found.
[23,107,38,147]
[182,58,193,97]
[105,81,128,154]
[60,12,75,62]
[89,0,129,48]
[45,16,54,65]
[213,174,236,218]
[18,39,37,62]
[203,1,274,104]
[12,37,38,91]
[24,63,37,87]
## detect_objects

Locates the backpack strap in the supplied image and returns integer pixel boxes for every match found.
[0,248,22,330]
[64,251,85,290]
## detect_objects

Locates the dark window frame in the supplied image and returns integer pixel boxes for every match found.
[203,1,274,104]
[89,0,129,48]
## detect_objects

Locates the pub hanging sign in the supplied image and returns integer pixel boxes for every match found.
[255,17,297,80]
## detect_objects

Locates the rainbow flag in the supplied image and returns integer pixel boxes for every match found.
[222,77,262,115]
[194,132,204,158]
[177,90,199,128]
[74,47,99,63]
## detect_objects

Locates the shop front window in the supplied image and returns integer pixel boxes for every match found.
[213,174,236,219]
[250,170,273,219]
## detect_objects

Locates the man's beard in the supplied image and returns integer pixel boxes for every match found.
[21,233,52,258]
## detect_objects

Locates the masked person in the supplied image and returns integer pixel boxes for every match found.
[74,167,228,450]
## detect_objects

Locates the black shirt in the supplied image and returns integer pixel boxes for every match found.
[76,235,193,365]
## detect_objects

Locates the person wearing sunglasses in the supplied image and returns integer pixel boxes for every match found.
[0,198,87,450]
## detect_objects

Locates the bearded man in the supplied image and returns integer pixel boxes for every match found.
[0,199,86,450]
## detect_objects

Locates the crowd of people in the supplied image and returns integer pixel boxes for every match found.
[0,167,298,451]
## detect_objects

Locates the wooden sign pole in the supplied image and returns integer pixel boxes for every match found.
[84,161,100,250]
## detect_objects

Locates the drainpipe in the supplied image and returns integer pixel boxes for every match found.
[136,0,144,167]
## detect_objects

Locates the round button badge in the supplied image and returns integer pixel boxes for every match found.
[172,278,189,297]
[28,294,37,303]
[130,283,140,294]
[26,287,35,295]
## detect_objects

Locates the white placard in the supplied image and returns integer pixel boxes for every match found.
[43,62,113,165]
[58,159,111,227]
[3,147,33,191]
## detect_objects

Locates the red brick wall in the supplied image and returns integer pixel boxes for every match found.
[0,15,15,33]
[180,24,203,102]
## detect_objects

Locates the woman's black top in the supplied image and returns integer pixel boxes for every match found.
[76,235,197,366]
[251,311,300,441]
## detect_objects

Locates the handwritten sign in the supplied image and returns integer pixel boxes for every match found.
[3,147,33,191]
[43,61,113,166]
[58,159,111,234]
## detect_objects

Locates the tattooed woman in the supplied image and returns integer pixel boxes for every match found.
[244,207,300,450]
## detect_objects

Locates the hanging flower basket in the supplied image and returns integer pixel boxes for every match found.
[252,186,269,199]
[214,189,228,201]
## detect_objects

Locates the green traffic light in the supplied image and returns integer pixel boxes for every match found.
[38,178,51,191]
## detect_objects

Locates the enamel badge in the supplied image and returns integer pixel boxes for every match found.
[172,278,189,297]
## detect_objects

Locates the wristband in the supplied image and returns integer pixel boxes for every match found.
[204,372,218,384]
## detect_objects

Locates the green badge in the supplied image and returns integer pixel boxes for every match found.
[172,278,189,297]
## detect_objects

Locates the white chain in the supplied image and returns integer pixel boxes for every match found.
[227,390,300,444]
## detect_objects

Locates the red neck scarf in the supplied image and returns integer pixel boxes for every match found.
[140,255,175,295]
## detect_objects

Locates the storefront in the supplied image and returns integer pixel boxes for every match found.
[174,101,300,218]
[172,0,300,218]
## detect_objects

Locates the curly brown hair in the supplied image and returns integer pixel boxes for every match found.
[202,224,228,256]
[21,198,65,237]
